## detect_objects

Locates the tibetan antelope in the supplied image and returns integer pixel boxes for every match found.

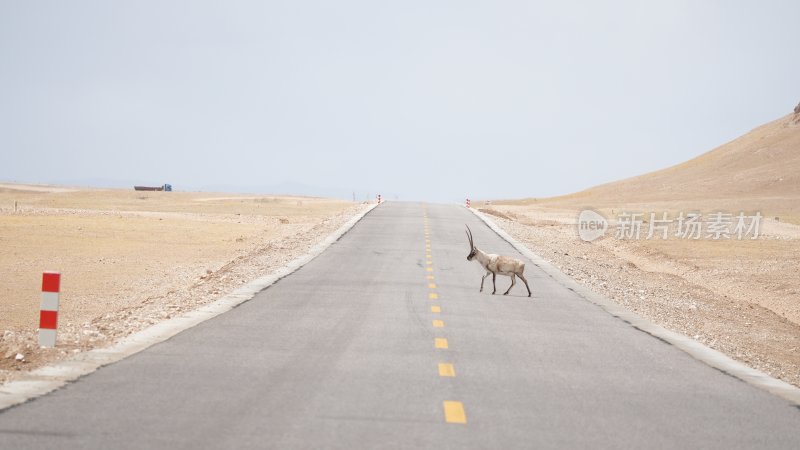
[465,225,531,297]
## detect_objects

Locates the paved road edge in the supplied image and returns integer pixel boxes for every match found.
[469,207,800,406]
[0,203,380,412]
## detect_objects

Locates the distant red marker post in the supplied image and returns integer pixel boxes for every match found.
[39,272,60,347]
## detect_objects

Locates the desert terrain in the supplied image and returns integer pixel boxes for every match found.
[484,110,800,386]
[0,184,366,383]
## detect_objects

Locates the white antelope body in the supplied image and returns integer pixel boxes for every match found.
[465,225,531,297]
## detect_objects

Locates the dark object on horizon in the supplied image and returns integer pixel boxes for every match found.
[134,184,172,192]
[794,101,800,114]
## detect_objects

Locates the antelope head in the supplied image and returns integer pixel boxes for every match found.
[465,225,477,261]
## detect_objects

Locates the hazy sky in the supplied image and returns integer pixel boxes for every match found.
[1,1,798,202]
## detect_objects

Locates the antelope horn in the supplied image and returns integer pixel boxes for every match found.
[465,225,474,248]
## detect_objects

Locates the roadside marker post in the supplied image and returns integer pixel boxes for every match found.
[377,194,382,204]
[466,198,471,208]
[39,272,60,347]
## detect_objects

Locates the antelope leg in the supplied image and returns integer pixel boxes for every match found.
[480,271,490,292]
[504,274,516,295]
[518,273,532,297]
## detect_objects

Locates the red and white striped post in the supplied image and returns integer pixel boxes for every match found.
[39,272,60,347]
[377,194,382,204]
[466,198,471,208]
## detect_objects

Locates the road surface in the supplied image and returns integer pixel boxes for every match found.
[1,202,799,449]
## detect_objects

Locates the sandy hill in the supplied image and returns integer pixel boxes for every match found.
[508,110,800,220]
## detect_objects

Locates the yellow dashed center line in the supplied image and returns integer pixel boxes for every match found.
[443,401,467,424]
[423,207,466,426]
[438,363,456,377]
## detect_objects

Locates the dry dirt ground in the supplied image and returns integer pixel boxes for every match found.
[536,112,800,225]
[477,111,800,388]
[0,184,367,384]
[480,204,800,388]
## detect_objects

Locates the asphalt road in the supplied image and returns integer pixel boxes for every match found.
[1,202,799,449]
